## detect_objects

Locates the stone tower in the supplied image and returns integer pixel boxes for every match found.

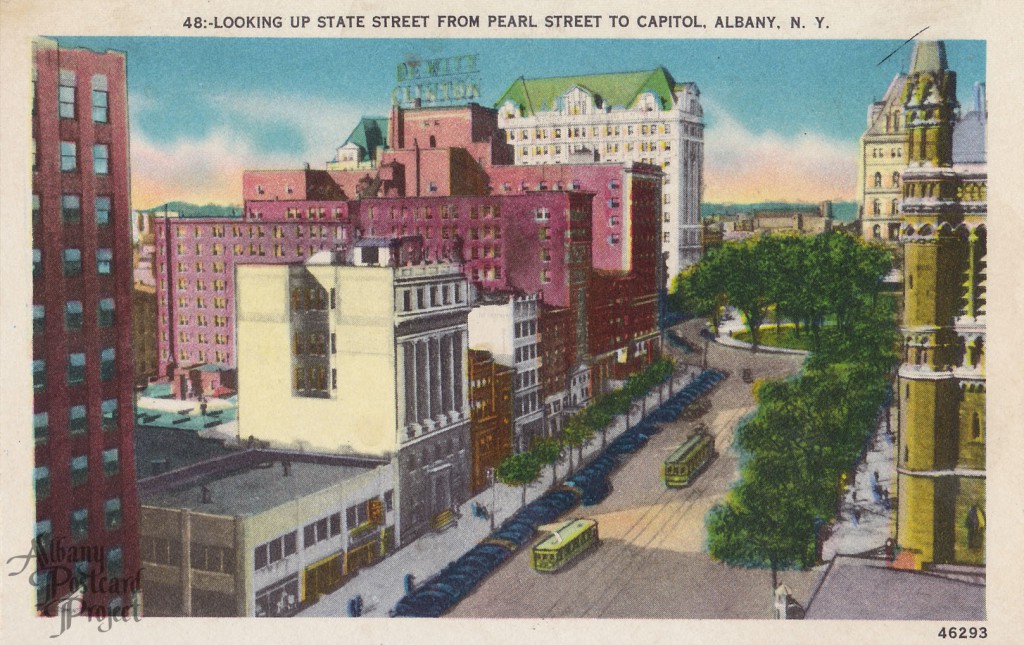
[896,40,986,569]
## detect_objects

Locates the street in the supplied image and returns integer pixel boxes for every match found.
[449,320,821,618]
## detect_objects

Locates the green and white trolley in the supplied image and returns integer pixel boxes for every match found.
[662,429,715,488]
[530,519,599,572]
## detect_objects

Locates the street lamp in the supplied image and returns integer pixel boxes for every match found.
[486,467,496,531]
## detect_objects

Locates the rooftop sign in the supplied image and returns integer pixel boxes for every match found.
[392,54,481,107]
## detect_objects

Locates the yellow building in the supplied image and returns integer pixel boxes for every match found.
[138,450,394,616]
[896,41,986,570]
[236,240,472,543]
[859,73,910,243]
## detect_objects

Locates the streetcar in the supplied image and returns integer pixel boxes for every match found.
[530,519,599,572]
[662,429,715,488]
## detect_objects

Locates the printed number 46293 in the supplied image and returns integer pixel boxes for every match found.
[938,627,986,639]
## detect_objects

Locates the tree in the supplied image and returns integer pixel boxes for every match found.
[562,415,594,472]
[531,437,562,486]
[677,256,728,335]
[719,241,773,350]
[495,451,542,508]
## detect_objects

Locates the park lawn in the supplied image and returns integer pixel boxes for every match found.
[732,325,817,351]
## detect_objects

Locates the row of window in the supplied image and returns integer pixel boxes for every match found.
[32,349,116,390]
[175,331,230,345]
[49,141,110,174]
[399,282,465,313]
[172,314,230,329]
[292,332,334,356]
[514,320,537,339]
[33,401,118,444]
[514,343,538,363]
[176,278,227,291]
[872,171,901,189]
[33,299,115,333]
[164,349,231,364]
[366,203,501,222]
[35,454,120,500]
[508,123,673,141]
[57,69,109,123]
[173,295,229,309]
[32,248,113,278]
[175,261,227,274]
[33,194,111,225]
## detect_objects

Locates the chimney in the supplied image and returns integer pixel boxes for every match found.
[282,460,291,477]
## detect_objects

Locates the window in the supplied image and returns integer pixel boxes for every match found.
[100,348,115,381]
[67,353,85,385]
[34,466,50,500]
[873,172,882,188]
[103,448,119,477]
[33,249,42,278]
[70,455,88,487]
[65,300,83,330]
[59,69,76,119]
[34,412,48,444]
[892,171,900,188]
[101,399,118,429]
[63,249,82,276]
[69,405,87,435]
[33,305,45,334]
[70,508,89,543]
[60,141,77,171]
[106,546,124,578]
[94,195,111,225]
[62,194,81,224]
[33,359,45,391]
[91,74,108,122]
[105,498,122,529]
[93,144,109,175]
[98,298,115,327]
[35,520,52,552]
[254,532,297,570]
[97,248,112,274]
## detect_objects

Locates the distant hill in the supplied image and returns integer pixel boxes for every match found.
[702,201,858,222]
[138,201,244,219]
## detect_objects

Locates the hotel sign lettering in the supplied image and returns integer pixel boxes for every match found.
[392,54,481,107]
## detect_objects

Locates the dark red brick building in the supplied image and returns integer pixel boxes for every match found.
[32,38,140,615]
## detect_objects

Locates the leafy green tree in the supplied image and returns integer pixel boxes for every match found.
[496,451,541,508]
[531,437,562,486]
[677,256,728,335]
[562,415,594,472]
[720,241,773,350]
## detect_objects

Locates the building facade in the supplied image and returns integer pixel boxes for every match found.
[468,294,544,451]
[137,450,394,617]
[859,74,910,244]
[495,68,704,280]
[896,41,986,570]
[31,38,140,615]
[235,244,472,544]
[467,350,514,494]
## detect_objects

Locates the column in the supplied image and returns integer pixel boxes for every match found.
[420,339,431,422]
[446,333,457,415]
[400,342,413,426]
[430,336,442,421]
[410,341,419,425]
[453,330,465,412]
[439,334,452,415]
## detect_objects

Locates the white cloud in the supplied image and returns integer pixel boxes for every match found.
[702,99,858,203]
[129,92,383,208]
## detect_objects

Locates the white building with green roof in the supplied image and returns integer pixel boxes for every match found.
[495,67,704,279]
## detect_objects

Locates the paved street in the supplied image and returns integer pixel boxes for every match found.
[299,353,707,618]
[449,320,821,618]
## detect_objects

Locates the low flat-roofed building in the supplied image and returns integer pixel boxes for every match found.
[138,449,394,617]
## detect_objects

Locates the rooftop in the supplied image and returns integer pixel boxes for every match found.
[495,67,680,116]
[139,450,386,517]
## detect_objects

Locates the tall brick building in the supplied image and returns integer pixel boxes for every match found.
[31,38,140,614]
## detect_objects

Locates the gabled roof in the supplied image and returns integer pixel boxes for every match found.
[495,67,679,116]
[342,116,389,153]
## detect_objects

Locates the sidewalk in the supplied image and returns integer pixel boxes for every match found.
[298,364,705,617]
[820,407,896,561]
[712,313,809,356]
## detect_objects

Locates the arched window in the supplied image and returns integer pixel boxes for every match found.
[971,412,981,440]
[872,224,881,238]
[892,171,900,187]
[873,200,881,215]
[966,506,984,549]
[891,199,899,215]
[874,172,882,188]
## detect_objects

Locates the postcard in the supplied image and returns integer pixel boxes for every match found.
[1,0,1020,643]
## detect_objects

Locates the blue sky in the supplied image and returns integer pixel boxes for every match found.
[54,37,986,208]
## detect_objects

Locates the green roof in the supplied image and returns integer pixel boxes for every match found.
[343,116,389,154]
[495,68,679,116]
[666,433,710,464]
[534,519,596,551]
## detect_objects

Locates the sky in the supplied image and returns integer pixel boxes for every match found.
[54,37,986,209]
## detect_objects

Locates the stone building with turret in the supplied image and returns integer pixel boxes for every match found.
[895,41,986,570]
